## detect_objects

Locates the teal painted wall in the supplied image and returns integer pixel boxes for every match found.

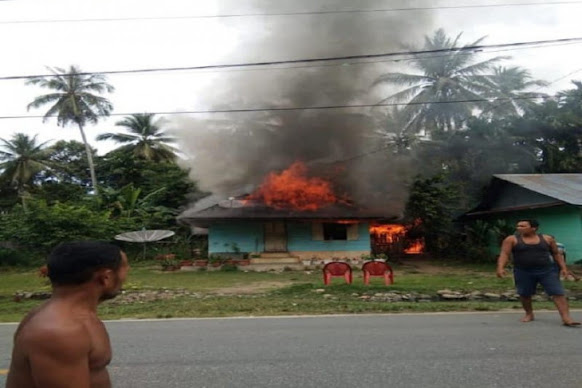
[209,222,264,253]
[208,221,371,253]
[484,205,582,263]
[287,222,370,252]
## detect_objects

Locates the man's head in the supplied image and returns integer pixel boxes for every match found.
[47,241,129,301]
[516,219,539,236]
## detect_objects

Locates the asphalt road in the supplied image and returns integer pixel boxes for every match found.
[1,311,581,388]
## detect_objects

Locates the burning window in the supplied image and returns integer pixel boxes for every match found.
[323,223,348,241]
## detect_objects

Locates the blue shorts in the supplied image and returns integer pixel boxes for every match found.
[513,267,565,297]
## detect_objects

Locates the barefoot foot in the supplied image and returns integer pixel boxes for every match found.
[520,314,534,323]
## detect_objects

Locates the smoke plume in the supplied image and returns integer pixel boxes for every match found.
[173,1,434,215]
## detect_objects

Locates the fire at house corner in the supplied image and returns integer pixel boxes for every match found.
[370,224,424,255]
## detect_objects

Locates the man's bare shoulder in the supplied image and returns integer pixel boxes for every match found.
[503,235,517,244]
[17,307,91,355]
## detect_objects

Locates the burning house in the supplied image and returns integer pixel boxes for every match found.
[178,161,420,263]
[173,5,433,265]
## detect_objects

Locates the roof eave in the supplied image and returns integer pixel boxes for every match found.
[462,201,566,218]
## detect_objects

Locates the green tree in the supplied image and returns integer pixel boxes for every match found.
[98,149,201,209]
[373,107,419,155]
[96,113,177,162]
[43,140,92,185]
[373,28,506,133]
[0,199,138,253]
[26,65,115,195]
[486,66,548,117]
[0,133,51,195]
[405,174,462,257]
[557,80,582,112]
[512,82,582,172]
[416,118,537,208]
[98,183,176,230]
[24,140,94,204]
[0,174,19,210]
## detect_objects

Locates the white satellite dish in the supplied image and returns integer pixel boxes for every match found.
[115,230,175,242]
[115,229,175,259]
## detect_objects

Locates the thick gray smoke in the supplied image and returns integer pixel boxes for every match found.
[173,1,434,215]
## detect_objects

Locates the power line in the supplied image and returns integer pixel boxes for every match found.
[1,36,581,81]
[163,41,582,76]
[1,1,581,24]
[540,66,582,88]
[0,95,552,121]
[4,41,578,83]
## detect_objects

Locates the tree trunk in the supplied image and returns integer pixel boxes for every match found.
[77,123,99,195]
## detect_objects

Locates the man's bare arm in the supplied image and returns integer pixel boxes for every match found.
[545,235,568,273]
[25,324,92,388]
[497,236,514,277]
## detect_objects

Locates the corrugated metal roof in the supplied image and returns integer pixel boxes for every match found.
[179,203,397,220]
[178,198,400,227]
[493,174,582,205]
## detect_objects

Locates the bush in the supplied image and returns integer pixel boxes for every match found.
[220,264,238,272]
[0,247,36,267]
[0,200,140,254]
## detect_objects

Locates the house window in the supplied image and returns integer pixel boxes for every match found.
[323,223,347,240]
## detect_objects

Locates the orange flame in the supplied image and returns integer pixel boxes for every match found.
[370,224,406,242]
[405,240,424,254]
[247,162,344,211]
[370,224,424,254]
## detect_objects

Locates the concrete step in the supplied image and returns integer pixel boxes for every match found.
[259,252,296,259]
[251,257,301,264]
[242,263,305,272]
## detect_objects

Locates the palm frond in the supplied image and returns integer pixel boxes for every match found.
[377,85,427,104]
[96,133,138,143]
[373,73,432,86]
[26,93,63,111]
[456,56,509,76]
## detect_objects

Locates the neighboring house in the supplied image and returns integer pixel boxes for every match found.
[462,174,582,263]
[177,194,398,262]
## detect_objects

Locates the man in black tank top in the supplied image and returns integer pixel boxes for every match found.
[497,219,580,326]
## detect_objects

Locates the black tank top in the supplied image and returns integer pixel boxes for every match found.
[512,234,552,269]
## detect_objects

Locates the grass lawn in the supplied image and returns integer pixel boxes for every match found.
[2,260,582,322]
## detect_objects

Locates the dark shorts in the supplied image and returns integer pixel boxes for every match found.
[513,267,565,297]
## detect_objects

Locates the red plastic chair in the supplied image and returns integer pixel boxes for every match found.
[323,262,353,285]
[362,261,394,285]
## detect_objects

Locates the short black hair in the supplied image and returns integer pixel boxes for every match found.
[47,241,122,286]
[518,219,539,228]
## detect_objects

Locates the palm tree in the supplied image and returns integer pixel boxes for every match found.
[96,113,178,162]
[557,80,582,111]
[373,106,419,154]
[373,28,506,133]
[26,65,114,194]
[486,66,549,117]
[0,133,51,195]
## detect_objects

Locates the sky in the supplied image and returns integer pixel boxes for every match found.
[1,0,582,156]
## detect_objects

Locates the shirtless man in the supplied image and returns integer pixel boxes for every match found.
[497,219,579,326]
[6,241,130,388]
